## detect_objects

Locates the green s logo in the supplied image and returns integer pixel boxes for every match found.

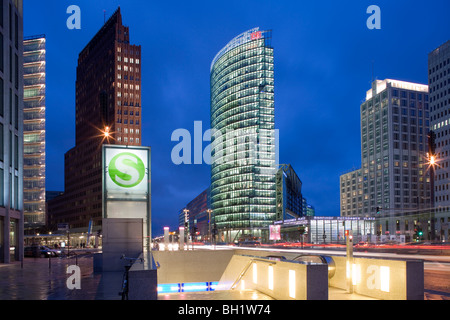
[108,152,146,188]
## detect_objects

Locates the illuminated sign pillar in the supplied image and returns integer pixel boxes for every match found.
[179,227,185,250]
[102,145,152,250]
[164,227,169,249]
[346,230,354,293]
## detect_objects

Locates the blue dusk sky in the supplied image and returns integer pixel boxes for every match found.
[23,0,450,235]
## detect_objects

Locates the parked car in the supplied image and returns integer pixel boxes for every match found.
[24,246,60,258]
[238,240,261,247]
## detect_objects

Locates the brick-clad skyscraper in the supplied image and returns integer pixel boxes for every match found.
[48,8,142,236]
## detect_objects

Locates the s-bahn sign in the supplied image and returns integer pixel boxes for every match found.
[103,145,150,198]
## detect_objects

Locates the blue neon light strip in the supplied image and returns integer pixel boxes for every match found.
[157,282,219,293]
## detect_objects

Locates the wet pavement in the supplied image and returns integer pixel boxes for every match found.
[1,253,449,300]
[0,253,122,300]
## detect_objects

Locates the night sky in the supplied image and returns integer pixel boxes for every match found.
[23,0,450,236]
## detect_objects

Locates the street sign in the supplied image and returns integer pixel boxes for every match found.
[57,223,69,231]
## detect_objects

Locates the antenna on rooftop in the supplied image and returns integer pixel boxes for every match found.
[371,60,375,83]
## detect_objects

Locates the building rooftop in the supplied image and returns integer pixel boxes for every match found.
[366,79,428,100]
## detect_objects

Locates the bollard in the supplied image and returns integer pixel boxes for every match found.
[346,230,354,293]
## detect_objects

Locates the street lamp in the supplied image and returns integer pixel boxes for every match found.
[183,208,189,248]
[206,209,213,243]
[426,128,436,241]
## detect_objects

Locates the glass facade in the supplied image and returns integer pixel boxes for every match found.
[0,0,23,263]
[274,217,376,244]
[23,35,46,228]
[276,164,303,220]
[210,28,276,241]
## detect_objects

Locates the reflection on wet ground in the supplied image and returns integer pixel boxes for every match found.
[0,255,122,300]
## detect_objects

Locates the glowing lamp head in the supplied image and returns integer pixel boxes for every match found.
[104,126,110,137]
[429,155,435,165]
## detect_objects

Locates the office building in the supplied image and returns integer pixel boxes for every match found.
[340,168,363,217]
[276,164,303,221]
[178,188,212,241]
[428,40,450,241]
[341,79,433,241]
[23,35,46,232]
[210,28,276,243]
[47,7,142,235]
[0,0,24,263]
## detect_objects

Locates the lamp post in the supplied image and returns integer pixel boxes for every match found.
[183,208,189,249]
[206,209,212,243]
[427,129,436,241]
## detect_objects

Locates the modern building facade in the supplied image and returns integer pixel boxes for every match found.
[276,164,303,221]
[274,216,376,244]
[47,7,142,235]
[340,168,363,217]
[23,35,45,233]
[210,28,276,243]
[429,40,450,241]
[341,79,433,241]
[0,0,24,263]
[178,188,212,241]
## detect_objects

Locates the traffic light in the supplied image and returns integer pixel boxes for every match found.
[376,207,380,214]
[414,227,423,240]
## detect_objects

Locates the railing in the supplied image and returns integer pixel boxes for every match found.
[219,254,329,300]
[230,257,275,290]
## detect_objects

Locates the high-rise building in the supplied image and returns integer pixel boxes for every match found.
[428,40,450,241]
[47,7,142,235]
[341,79,433,240]
[210,28,276,242]
[0,0,24,263]
[23,35,46,232]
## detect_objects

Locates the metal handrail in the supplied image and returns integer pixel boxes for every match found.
[230,257,276,290]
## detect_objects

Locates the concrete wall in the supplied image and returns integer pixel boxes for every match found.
[152,250,235,284]
[329,255,424,300]
[101,218,143,271]
[128,252,158,300]
[218,254,328,300]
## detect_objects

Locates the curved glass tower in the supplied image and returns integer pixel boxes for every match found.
[210,28,276,242]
